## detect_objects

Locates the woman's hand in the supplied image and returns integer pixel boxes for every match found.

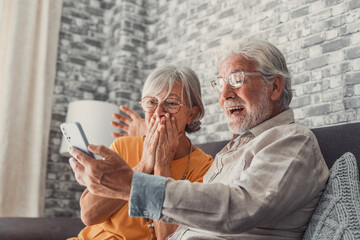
[154,114,180,177]
[133,116,160,174]
[111,105,146,137]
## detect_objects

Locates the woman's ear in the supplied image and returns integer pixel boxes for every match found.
[187,106,200,125]
[270,75,283,102]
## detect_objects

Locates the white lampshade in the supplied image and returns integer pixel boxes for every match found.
[59,100,119,156]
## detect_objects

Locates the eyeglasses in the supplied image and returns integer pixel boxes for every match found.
[139,96,183,114]
[211,69,261,92]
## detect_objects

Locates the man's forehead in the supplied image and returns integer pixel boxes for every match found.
[217,55,255,76]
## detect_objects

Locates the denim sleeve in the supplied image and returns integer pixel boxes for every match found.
[128,171,166,220]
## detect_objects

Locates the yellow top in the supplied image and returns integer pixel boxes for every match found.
[70,136,213,240]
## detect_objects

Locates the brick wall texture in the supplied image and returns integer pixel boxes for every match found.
[46,0,360,217]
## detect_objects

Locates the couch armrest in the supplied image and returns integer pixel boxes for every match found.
[0,217,85,240]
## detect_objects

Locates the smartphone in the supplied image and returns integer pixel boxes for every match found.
[60,122,95,158]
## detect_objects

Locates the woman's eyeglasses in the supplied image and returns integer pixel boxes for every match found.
[139,97,183,114]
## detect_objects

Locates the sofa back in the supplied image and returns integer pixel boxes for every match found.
[311,122,360,171]
[197,122,360,173]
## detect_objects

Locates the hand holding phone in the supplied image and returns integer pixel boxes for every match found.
[60,122,95,158]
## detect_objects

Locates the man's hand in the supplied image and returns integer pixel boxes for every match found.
[69,144,133,200]
[111,105,146,137]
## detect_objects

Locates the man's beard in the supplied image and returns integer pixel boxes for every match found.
[224,89,273,134]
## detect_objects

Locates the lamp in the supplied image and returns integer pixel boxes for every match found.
[59,100,119,157]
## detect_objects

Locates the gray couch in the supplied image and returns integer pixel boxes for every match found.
[1,122,359,240]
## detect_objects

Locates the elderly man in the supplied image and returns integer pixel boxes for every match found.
[69,40,329,239]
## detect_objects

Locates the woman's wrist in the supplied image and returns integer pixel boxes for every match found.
[133,161,153,174]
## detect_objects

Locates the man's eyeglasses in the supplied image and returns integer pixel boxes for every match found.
[211,70,261,92]
[139,96,183,114]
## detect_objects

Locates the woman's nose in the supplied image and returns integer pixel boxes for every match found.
[154,102,166,116]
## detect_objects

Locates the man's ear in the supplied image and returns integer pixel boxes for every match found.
[187,106,200,125]
[270,75,283,101]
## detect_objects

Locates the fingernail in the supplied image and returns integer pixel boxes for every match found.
[69,158,75,167]
[171,116,175,121]
[68,146,73,154]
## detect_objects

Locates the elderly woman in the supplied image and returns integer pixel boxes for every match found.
[69,65,213,240]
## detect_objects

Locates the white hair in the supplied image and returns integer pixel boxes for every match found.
[216,39,293,109]
[142,65,204,133]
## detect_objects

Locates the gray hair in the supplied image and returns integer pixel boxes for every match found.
[142,65,204,133]
[216,39,293,109]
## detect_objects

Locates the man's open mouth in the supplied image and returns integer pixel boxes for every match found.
[227,106,245,114]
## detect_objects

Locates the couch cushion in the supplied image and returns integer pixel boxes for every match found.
[302,152,360,240]
[196,140,227,158]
